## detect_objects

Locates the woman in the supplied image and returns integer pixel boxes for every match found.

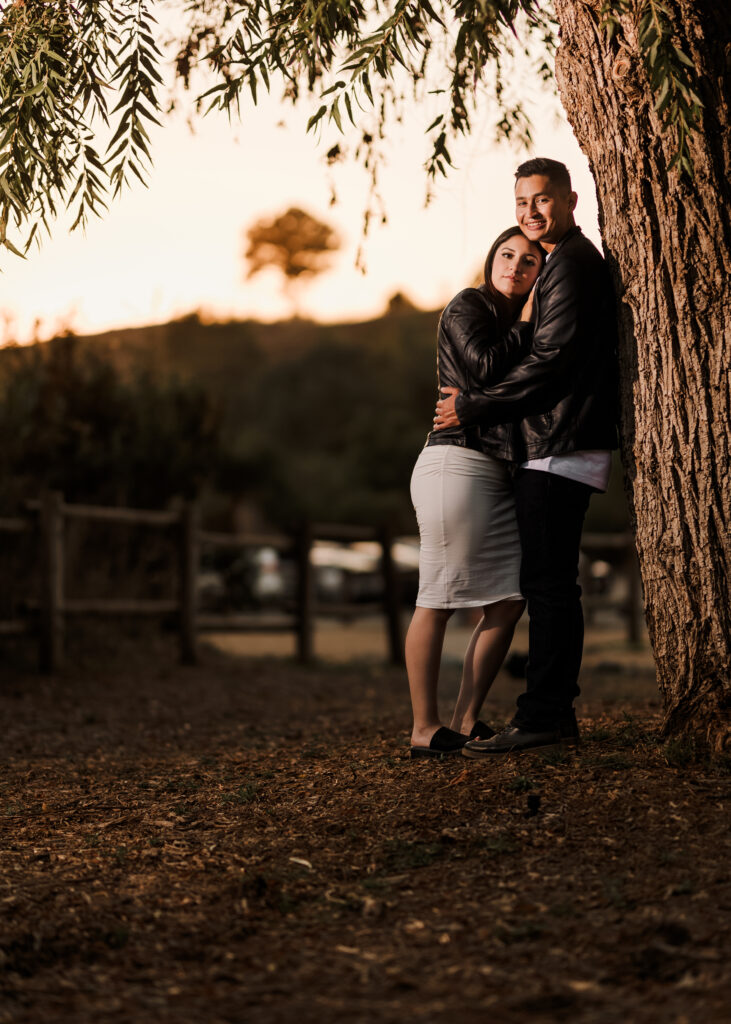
[407,226,544,758]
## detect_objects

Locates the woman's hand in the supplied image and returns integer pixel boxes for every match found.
[520,284,536,323]
[434,387,461,430]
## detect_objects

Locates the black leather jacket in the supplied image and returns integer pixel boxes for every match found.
[425,285,532,452]
[455,227,619,462]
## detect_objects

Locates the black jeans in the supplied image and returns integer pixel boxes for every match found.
[511,468,593,730]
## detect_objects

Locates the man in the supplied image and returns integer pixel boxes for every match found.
[433,157,618,756]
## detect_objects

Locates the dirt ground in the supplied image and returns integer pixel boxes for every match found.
[1,622,729,1024]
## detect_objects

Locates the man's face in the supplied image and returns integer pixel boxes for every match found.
[515,174,577,248]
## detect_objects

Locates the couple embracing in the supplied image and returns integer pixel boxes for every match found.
[407,157,618,760]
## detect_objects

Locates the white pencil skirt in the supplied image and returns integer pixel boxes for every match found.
[410,445,523,609]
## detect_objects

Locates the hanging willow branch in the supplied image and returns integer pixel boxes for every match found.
[0,0,162,255]
[601,0,702,174]
[0,0,705,257]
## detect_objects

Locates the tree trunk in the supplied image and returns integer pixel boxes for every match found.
[552,0,731,750]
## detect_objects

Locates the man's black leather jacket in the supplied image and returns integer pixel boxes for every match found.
[426,285,532,451]
[455,227,619,462]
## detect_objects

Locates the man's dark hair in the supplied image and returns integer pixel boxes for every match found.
[515,157,572,192]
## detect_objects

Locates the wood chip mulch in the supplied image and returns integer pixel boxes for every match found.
[1,641,729,1023]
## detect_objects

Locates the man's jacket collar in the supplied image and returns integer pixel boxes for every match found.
[546,225,583,261]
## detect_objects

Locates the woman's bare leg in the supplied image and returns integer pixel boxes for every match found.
[449,599,525,735]
[405,606,454,747]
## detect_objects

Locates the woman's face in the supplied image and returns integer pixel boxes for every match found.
[490,234,542,300]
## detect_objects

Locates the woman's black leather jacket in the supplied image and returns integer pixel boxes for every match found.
[455,228,619,461]
[425,285,532,452]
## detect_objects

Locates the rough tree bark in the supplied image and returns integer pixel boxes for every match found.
[552,0,730,749]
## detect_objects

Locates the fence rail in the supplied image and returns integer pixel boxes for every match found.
[198,530,292,550]
[0,493,643,672]
[0,517,31,534]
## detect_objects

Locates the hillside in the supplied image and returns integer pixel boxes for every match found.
[78,307,441,402]
[0,308,628,533]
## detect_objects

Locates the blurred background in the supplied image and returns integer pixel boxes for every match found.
[0,41,638,667]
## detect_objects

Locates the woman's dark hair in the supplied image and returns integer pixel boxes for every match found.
[483,225,545,321]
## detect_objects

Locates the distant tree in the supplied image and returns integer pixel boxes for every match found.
[385,292,420,316]
[243,207,341,315]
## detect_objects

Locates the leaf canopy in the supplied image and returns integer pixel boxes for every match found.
[0,0,704,256]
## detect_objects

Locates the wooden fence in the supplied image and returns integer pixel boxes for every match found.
[0,493,643,673]
[0,493,404,673]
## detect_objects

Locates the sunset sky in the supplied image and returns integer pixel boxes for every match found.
[1,41,601,344]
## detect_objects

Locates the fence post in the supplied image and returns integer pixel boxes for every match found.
[179,500,199,665]
[379,525,404,666]
[296,522,314,663]
[40,490,64,673]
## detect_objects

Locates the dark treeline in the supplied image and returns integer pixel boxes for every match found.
[0,308,628,533]
[0,335,220,512]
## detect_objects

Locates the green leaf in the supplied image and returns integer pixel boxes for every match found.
[322,80,345,97]
[2,237,26,258]
[330,97,343,132]
[307,105,327,132]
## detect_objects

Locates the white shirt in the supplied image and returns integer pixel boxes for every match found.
[521,450,612,492]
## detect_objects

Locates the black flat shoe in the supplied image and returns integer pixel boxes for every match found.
[469,720,496,741]
[410,726,469,760]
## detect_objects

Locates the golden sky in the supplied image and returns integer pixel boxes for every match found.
[0,63,600,343]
